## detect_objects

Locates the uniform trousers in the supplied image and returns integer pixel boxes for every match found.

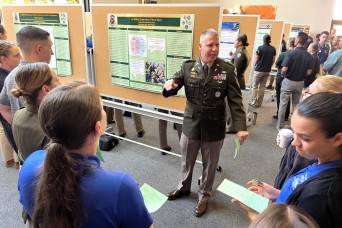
[236,74,246,90]
[0,122,19,163]
[114,102,144,135]
[158,109,182,148]
[277,78,303,130]
[250,71,270,107]
[177,133,224,201]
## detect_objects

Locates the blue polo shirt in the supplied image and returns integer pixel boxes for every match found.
[317,43,330,64]
[282,47,313,81]
[18,150,153,228]
[255,43,276,72]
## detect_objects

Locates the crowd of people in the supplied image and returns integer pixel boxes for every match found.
[0,22,341,228]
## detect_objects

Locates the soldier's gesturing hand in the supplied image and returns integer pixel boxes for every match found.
[164,79,178,91]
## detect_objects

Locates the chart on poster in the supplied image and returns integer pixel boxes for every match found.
[108,14,195,95]
[13,12,72,76]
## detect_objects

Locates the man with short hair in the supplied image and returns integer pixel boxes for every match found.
[249,34,276,108]
[0,25,54,124]
[163,29,248,217]
[317,31,329,64]
[277,32,313,130]
[0,26,53,158]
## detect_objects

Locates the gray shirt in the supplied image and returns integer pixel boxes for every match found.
[323,49,342,77]
[0,61,28,116]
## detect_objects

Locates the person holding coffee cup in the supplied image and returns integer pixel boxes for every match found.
[233,92,342,228]
[274,75,342,189]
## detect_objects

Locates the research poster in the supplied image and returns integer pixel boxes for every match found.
[255,24,271,50]
[13,12,72,76]
[290,26,310,38]
[108,14,195,95]
[219,22,240,60]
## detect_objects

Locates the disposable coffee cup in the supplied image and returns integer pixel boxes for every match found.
[279,129,293,149]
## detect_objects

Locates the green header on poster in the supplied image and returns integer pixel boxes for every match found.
[18,13,60,24]
[118,17,180,27]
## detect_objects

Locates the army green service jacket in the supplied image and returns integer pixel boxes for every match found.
[163,57,246,141]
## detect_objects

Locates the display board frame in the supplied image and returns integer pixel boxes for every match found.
[1,5,88,84]
[222,14,259,87]
[91,4,223,112]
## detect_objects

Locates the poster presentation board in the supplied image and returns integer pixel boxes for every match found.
[91,4,223,111]
[1,5,87,84]
[12,12,72,76]
[290,24,310,38]
[255,23,272,51]
[219,21,240,60]
[222,14,259,86]
[283,23,292,44]
[108,14,195,96]
[260,20,284,55]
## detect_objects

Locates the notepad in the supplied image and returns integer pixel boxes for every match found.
[217,179,269,213]
[140,183,168,213]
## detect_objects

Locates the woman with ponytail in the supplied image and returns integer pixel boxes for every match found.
[229,34,250,90]
[11,62,60,161]
[18,81,153,228]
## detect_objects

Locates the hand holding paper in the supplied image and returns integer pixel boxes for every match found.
[217,179,270,213]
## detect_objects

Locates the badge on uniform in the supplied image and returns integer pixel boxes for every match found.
[190,67,197,77]
[215,91,221,97]
[237,53,241,58]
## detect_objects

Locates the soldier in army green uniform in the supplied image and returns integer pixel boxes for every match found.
[231,34,250,90]
[163,29,248,217]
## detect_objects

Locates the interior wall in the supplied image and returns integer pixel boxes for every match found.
[150,0,335,36]
[89,0,335,37]
[222,0,335,37]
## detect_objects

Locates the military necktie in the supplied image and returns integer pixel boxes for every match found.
[203,64,208,77]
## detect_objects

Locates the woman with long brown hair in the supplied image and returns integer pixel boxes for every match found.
[18,81,153,228]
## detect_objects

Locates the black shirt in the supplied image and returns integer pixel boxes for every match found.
[282,47,313,81]
[255,43,276,72]
[304,54,320,88]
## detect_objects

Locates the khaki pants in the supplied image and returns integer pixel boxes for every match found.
[114,102,144,135]
[250,71,270,107]
[177,133,223,201]
[0,122,18,163]
[158,109,182,148]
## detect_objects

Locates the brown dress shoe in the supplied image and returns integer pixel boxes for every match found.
[195,199,209,217]
[167,190,191,200]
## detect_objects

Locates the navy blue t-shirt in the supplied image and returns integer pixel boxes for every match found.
[282,47,313,81]
[255,43,276,72]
